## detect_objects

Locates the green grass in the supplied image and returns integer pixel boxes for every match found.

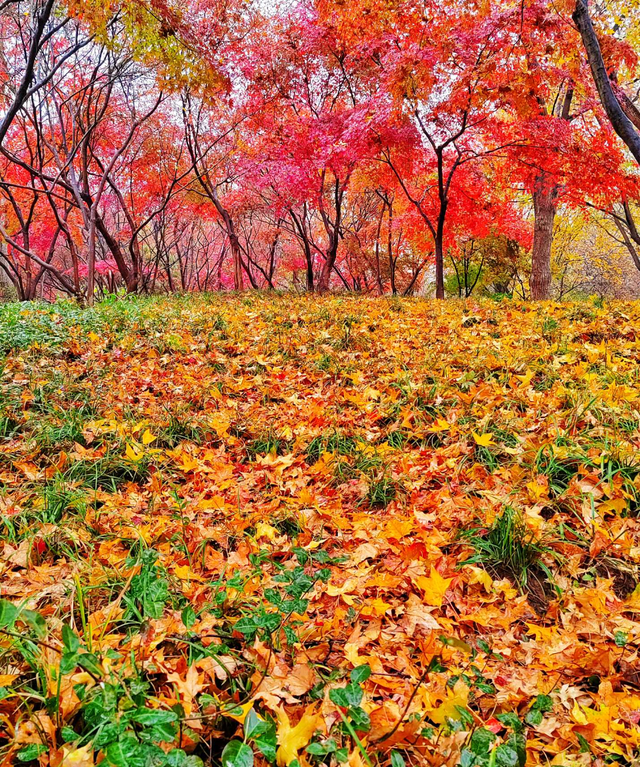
[367,474,399,508]
[32,407,94,448]
[0,414,19,439]
[247,434,290,457]
[459,507,556,591]
[306,432,357,463]
[39,477,87,524]
[534,447,590,494]
[386,430,406,449]
[158,412,204,447]
[65,453,152,491]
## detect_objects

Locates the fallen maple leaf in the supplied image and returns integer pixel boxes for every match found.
[415,566,453,607]
[287,664,316,697]
[429,680,469,724]
[141,429,156,445]
[61,743,94,766]
[166,664,205,704]
[275,704,322,766]
[401,593,440,635]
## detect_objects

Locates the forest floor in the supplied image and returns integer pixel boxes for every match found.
[0,294,640,767]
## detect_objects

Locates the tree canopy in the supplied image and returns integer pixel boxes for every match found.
[0,0,639,301]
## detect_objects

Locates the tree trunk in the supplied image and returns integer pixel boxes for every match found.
[434,235,445,299]
[0,0,56,148]
[317,234,339,293]
[613,202,640,271]
[218,208,243,291]
[573,0,640,166]
[230,236,244,291]
[433,198,447,299]
[316,252,334,293]
[305,245,314,292]
[95,215,133,290]
[372,201,384,295]
[87,207,97,306]
[530,174,558,300]
[387,202,397,296]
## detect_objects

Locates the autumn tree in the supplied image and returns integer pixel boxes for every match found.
[573,0,640,165]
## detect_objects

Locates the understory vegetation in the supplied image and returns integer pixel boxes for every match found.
[0,294,639,766]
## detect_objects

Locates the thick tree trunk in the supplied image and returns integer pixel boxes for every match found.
[573,0,640,166]
[316,246,336,293]
[530,174,558,300]
[317,181,343,293]
[528,87,571,301]
[218,207,244,291]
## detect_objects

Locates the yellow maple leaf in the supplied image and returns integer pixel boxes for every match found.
[573,702,624,738]
[141,429,156,445]
[255,521,279,541]
[598,498,627,515]
[400,410,413,428]
[465,565,493,592]
[526,479,548,499]
[473,432,494,447]
[177,454,200,472]
[326,578,358,597]
[173,565,205,581]
[348,750,367,767]
[208,412,231,437]
[515,370,534,387]
[198,495,227,510]
[276,704,322,767]
[415,567,453,607]
[125,443,144,462]
[384,518,414,539]
[550,752,590,767]
[363,597,393,616]
[527,623,557,642]
[429,680,469,724]
[625,584,640,611]
[62,743,94,766]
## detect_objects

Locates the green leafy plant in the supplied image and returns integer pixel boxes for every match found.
[329,665,372,734]
[458,715,526,767]
[124,549,170,621]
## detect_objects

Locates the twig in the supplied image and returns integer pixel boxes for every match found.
[372,665,430,745]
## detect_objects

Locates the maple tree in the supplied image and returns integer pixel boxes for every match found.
[1,0,638,300]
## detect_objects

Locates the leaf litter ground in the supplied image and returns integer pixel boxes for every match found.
[1,295,640,767]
